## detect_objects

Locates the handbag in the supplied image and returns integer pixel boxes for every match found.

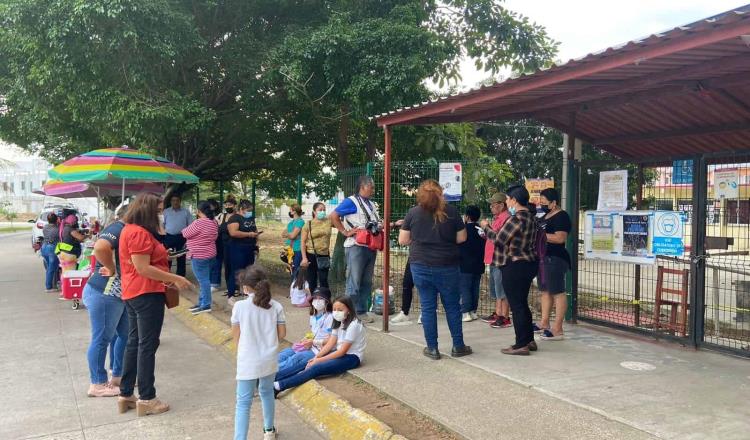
[308,221,331,269]
[164,284,180,309]
[351,196,384,252]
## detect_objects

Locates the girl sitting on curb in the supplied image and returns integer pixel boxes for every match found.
[276,287,334,383]
[231,265,286,440]
[274,296,366,394]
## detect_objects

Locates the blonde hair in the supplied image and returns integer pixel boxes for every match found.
[416,179,447,223]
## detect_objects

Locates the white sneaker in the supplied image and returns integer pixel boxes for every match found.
[470,311,479,320]
[390,311,412,325]
[210,286,219,293]
[462,312,473,322]
[417,315,422,325]
[263,428,277,440]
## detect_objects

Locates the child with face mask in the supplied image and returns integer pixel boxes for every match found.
[274,296,366,394]
[275,288,334,383]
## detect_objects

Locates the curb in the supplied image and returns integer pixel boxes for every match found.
[170,298,407,440]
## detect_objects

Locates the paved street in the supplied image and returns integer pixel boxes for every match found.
[0,234,323,440]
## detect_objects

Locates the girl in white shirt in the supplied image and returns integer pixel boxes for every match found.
[289,266,311,307]
[274,296,366,393]
[231,266,286,440]
[276,287,334,382]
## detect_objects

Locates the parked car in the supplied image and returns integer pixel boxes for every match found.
[31,205,87,250]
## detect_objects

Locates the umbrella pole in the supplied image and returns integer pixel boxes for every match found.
[122,178,125,203]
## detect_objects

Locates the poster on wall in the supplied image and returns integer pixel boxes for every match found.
[597,170,628,211]
[584,210,684,264]
[714,168,739,199]
[525,178,555,205]
[439,163,462,202]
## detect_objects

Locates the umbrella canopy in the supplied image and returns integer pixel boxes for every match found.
[33,180,165,199]
[47,147,199,184]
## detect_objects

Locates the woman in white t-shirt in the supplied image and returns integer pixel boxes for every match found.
[231,266,286,440]
[274,296,365,393]
[289,266,311,307]
[276,288,334,382]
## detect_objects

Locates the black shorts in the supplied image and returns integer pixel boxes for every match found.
[538,255,569,294]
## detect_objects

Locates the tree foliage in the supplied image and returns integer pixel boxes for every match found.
[0,0,557,194]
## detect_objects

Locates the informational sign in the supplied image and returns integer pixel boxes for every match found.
[525,178,555,205]
[597,170,628,211]
[672,160,693,184]
[439,163,462,202]
[652,211,684,256]
[584,210,685,264]
[714,168,739,199]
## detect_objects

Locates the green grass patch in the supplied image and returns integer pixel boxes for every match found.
[0,226,31,233]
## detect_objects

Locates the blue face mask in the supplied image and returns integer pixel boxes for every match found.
[508,206,517,216]
[243,211,253,219]
[316,211,327,220]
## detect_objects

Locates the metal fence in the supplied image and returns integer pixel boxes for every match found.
[575,158,750,356]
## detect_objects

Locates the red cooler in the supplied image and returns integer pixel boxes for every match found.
[62,270,91,301]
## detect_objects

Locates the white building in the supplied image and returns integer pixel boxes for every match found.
[0,156,50,214]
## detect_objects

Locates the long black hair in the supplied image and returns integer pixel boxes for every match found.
[197,201,216,220]
[331,296,358,330]
[506,184,531,207]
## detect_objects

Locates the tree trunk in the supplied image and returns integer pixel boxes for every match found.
[365,129,377,161]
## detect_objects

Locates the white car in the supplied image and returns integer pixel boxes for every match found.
[31,205,87,250]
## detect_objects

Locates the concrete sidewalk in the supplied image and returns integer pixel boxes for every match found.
[0,234,324,440]
[358,313,750,440]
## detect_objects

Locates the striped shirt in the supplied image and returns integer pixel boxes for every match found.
[485,209,538,267]
[181,217,218,259]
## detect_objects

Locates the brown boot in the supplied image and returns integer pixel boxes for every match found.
[117,395,137,413]
[136,398,170,417]
[500,345,530,356]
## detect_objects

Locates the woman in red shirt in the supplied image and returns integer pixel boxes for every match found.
[116,193,193,417]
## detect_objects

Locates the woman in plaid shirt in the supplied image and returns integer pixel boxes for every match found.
[482,185,539,355]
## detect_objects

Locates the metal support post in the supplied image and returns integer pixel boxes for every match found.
[382,126,393,333]
[689,155,708,348]
[634,165,644,327]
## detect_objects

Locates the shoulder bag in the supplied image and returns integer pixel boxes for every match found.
[308,221,331,269]
[353,196,384,251]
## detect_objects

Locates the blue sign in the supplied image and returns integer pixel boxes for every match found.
[653,211,684,256]
[672,160,693,184]
[653,237,684,256]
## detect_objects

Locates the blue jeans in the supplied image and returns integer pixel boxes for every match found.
[277,354,360,391]
[235,374,275,439]
[191,257,214,308]
[276,348,315,381]
[459,272,481,313]
[83,283,128,384]
[210,239,223,287]
[227,242,255,296]
[41,243,59,290]
[410,264,465,350]
[345,245,377,315]
[489,265,506,299]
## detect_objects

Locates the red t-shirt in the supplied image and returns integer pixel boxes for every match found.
[484,211,511,265]
[119,224,169,300]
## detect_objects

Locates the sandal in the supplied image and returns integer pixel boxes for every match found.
[540,329,565,341]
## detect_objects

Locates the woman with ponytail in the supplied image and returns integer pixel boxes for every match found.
[231,265,286,440]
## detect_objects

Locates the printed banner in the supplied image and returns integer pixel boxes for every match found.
[525,178,555,205]
[439,163,462,202]
[714,168,739,199]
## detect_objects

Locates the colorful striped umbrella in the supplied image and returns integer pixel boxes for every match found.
[33,180,165,199]
[48,147,199,184]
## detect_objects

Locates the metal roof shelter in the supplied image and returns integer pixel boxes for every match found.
[372,6,750,352]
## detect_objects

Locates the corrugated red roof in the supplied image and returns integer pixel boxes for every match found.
[375,6,750,159]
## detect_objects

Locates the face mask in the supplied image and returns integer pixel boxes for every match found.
[225,207,234,214]
[312,299,326,311]
[158,214,165,224]
[540,204,551,214]
[316,211,327,220]
[508,207,517,216]
[243,211,253,219]
[332,310,347,322]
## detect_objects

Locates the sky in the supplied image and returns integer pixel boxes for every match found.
[455,0,750,89]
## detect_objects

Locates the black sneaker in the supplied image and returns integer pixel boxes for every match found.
[451,345,473,357]
[192,306,212,315]
[481,312,499,323]
[188,304,201,311]
[423,347,441,360]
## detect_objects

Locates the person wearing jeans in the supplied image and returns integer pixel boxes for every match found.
[83,283,128,397]
[182,201,219,314]
[399,179,471,360]
[330,175,382,323]
[40,243,59,291]
[459,205,486,322]
[235,375,276,440]
[118,192,193,417]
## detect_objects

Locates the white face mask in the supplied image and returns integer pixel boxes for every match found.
[332,310,347,322]
[312,299,327,311]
